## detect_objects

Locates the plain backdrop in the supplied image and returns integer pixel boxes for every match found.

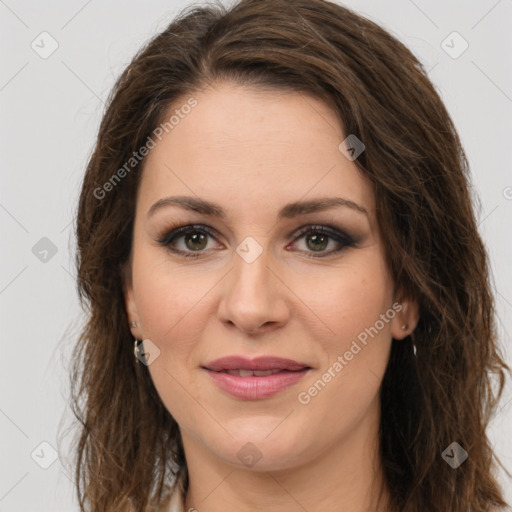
[1,0,511,510]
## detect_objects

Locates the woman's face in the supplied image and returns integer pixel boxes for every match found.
[124,82,418,473]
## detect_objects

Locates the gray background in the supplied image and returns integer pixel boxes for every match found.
[1,0,511,510]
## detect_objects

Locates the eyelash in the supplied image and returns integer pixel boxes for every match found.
[156,223,356,259]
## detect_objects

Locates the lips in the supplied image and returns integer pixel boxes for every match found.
[202,356,312,400]
[203,355,310,373]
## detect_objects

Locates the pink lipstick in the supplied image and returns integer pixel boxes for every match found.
[202,355,311,400]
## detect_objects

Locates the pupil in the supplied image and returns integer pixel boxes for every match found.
[307,233,327,251]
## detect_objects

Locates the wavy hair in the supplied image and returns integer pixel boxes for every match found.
[68,0,510,510]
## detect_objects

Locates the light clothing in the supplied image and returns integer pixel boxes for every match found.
[157,470,186,512]
[166,487,185,512]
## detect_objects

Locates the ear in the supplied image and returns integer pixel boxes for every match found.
[390,295,420,340]
[121,258,143,340]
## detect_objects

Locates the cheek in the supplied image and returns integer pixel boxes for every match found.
[296,312,393,441]
[300,255,393,346]
[132,257,209,424]
[295,258,394,422]
[130,249,218,408]
[132,246,210,343]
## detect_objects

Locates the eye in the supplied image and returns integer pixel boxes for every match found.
[289,225,356,258]
[157,224,219,258]
[157,223,356,259]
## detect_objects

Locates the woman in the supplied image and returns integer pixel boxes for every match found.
[69,0,511,510]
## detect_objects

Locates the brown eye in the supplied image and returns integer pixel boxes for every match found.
[290,225,356,258]
[158,223,356,260]
[183,231,208,251]
[305,232,329,252]
[157,224,219,259]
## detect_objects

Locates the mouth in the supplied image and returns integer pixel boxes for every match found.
[201,355,312,400]
[202,355,311,373]
[213,368,302,377]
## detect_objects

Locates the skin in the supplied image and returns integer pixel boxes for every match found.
[123,82,419,512]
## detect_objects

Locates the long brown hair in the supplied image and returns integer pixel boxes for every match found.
[68,0,511,510]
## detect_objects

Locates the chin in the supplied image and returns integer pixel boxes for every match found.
[206,423,312,472]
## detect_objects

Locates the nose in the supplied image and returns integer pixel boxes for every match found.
[217,243,290,336]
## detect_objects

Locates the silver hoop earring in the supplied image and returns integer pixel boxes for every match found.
[134,339,141,364]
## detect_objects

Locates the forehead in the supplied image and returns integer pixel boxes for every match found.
[137,83,375,223]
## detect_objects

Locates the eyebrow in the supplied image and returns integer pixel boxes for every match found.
[147,195,369,220]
